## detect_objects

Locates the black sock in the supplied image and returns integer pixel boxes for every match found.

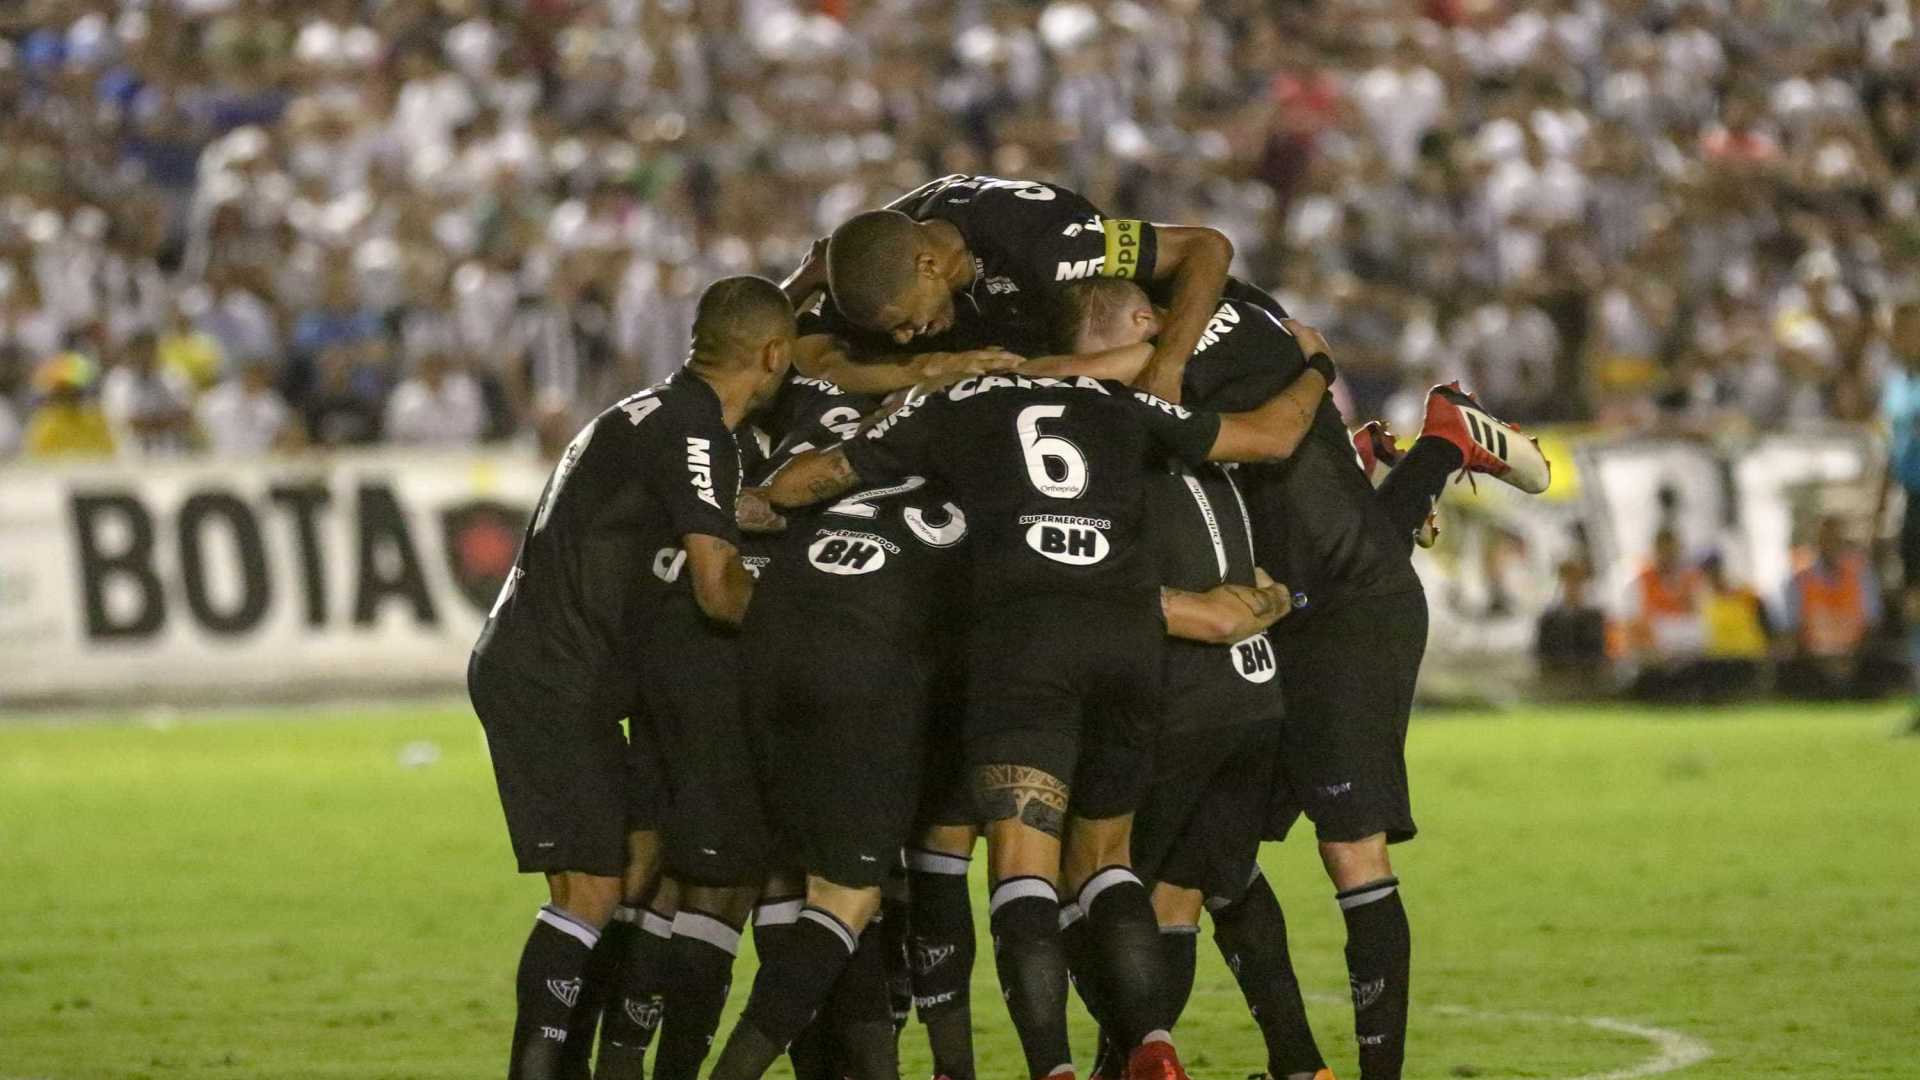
[988,877,1072,1080]
[558,920,623,1079]
[1060,904,1119,1070]
[596,906,672,1080]
[907,850,978,1080]
[650,908,742,1080]
[709,907,859,1080]
[828,924,901,1080]
[880,883,914,1035]
[510,905,602,1080]
[1376,436,1462,543]
[1157,925,1199,1032]
[1078,867,1170,1049]
[1211,873,1325,1077]
[1339,877,1410,1080]
[785,1018,839,1080]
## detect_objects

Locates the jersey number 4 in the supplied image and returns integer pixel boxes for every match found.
[1017,404,1087,499]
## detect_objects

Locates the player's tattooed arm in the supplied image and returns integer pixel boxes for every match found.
[1161,568,1292,643]
[764,445,862,509]
[1207,319,1335,464]
[1017,342,1152,381]
[1134,225,1234,404]
[973,764,1071,839]
[736,486,787,534]
[683,533,755,627]
[793,334,1020,395]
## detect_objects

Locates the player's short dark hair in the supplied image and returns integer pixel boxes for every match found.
[827,210,923,323]
[691,275,795,366]
[1051,277,1151,352]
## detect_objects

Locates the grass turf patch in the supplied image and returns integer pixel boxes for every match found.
[1,702,1914,1078]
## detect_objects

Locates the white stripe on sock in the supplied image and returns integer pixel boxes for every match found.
[1077,866,1140,910]
[1058,902,1084,930]
[640,911,674,938]
[988,877,1057,915]
[611,905,642,924]
[1159,924,1201,935]
[755,899,804,927]
[536,906,601,949]
[671,910,741,955]
[906,849,972,875]
[1337,880,1399,911]
[799,907,858,953]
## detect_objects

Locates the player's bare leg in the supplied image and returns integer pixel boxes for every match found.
[908,824,981,1080]
[652,882,757,1080]
[1059,815,1189,1080]
[507,870,623,1080]
[1320,835,1407,1080]
[976,764,1075,1080]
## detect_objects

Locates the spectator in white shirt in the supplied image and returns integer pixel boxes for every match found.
[198,358,301,456]
[100,330,196,457]
[384,345,486,448]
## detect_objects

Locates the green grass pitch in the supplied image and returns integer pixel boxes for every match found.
[2,702,1916,1079]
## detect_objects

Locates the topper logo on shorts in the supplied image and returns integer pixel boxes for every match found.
[685,437,721,509]
[1231,632,1277,684]
[808,530,899,575]
[1020,514,1111,565]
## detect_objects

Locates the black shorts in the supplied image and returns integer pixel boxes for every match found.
[746,608,930,890]
[470,655,642,878]
[1267,589,1427,845]
[915,654,977,830]
[966,596,1165,821]
[1133,720,1277,903]
[640,617,773,887]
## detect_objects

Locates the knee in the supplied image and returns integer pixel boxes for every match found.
[1318,835,1392,892]
[553,872,625,928]
[1151,883,1205,929]
[807,876,884,934]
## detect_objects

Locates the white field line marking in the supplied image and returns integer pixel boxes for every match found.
[1296,992,1714,1079]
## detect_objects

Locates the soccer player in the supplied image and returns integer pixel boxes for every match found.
[796,173,1235,400]
[1876,299,1920,734]
[467,276,796,1080]
[1054,277,1550,1080]
[761,347,1333,1080]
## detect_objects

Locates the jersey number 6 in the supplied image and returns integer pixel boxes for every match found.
[1017,404,1087,499]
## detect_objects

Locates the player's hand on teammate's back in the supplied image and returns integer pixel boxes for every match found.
[736,487,788,534]
[1280,318,1331,361]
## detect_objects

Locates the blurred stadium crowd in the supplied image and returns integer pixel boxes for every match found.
[0,0,1917,461]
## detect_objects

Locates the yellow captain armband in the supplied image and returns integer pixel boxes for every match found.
[1103,219,1145,279]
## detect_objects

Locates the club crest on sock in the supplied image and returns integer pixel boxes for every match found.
[1349,976,1386,1012]
[547,976,583,1009]
[911,940,957,974]
[623,995,663,1031]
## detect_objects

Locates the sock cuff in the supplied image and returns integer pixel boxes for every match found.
[672,909,743,955]
[611,904,643,924]
[1336,876,1401,911]
[906,848,973,875]
[1077,865,1141,909]
[798,905,859,954]
[1159,923,1201,935]
[536,904,602,949]
[988,875,1057,915]
[640,909,674,938]
[754,897,805,927]
[1057,901,1084,930]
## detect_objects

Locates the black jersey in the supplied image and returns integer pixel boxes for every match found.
[1150,461,1284,732]
[1177,297,1422,617]
[473,370,742,711]
[809,174,1161,357]
[841,373,1219,610]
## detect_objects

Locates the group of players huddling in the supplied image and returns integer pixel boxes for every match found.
[468,174,1553,1080]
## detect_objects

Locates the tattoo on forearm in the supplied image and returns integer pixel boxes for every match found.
[973,764,1070,839]
[802,450,856,501]
[1229,584,1288,623]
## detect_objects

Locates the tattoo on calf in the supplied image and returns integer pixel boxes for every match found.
[974,764,1071,839]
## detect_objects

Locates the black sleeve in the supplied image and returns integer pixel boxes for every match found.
[941,180,1160,286]
[1125,387,1222,467]
[841,395,940,485]
[652,415,743,546]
